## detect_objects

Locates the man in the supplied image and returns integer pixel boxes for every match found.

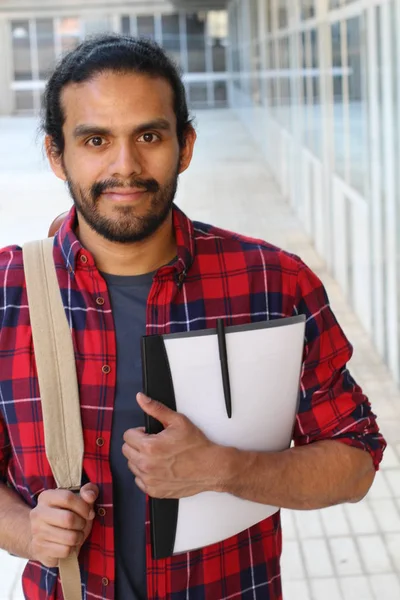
[0,35,386,600]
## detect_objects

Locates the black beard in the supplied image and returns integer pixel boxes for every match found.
[66,169,179,244]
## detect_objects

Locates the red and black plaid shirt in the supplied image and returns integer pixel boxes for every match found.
[0,205,385,599]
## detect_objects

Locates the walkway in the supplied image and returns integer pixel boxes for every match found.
[0,110,399,600]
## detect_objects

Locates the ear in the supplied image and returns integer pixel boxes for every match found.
[45,135,67,182]
[178,126,197,175]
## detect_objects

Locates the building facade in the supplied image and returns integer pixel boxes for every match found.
[229,0,400,385]
[0,0,228,115]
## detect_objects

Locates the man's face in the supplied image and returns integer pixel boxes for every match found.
[47,71,194,243]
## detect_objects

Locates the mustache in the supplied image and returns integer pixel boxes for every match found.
[91,177,160,200]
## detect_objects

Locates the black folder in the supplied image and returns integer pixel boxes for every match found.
[141,334,179,560]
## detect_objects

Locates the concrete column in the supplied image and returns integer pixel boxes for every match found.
[0,18,13,115]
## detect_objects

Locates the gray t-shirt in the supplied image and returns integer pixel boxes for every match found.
[103,270,154,600]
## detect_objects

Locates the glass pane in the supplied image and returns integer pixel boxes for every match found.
[56,18,81,55]
[310,30,321,156]
[278,37,291,129]
[85,17,110,36]
[211,39,226,72]
[137,16,155,40]
[208,11,227,73]
[15,90,34,111]
[329,0,341,8]
[266,1,273,32]
[189,82,207,107]
[161,14,181,65]
[347,15,367,194]
[214,81,227,106]
[331,22,345,179]
[277,0,288,29]
[36,19,55,79]
[12,20,32,81]
[249,0,258,39]
[268,40,277,112]
[121,16,131,35]
[186,13,206,73]
[301,0,316,20]
[300,31,308,143]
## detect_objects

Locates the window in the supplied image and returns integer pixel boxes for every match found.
[208,11,227,73]
[186,13,206,72]
[84,17,110,36]
[279,37,291,128]
[331,22,345,179]
[12,21,32,81]
[266,1,273,32]
[249,0,258,39]
[121,16,131,35]
[161,14,181,65]
[347,15,367,194]
[214,82,227,106]
[36,19,55,79]
[188,82,207,107]
[301,0,316,20]
[137,16,155,40]
[15,90,34,111]
[56,18,80,55]
[277,0,288,29]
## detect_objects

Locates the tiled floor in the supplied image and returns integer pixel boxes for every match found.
[1,110,399,599]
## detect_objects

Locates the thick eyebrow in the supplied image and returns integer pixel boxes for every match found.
[72,119,172,139]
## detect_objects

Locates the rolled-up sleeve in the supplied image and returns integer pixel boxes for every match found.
[293,260,386,470]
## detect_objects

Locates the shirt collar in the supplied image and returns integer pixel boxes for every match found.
[55,204,195,280]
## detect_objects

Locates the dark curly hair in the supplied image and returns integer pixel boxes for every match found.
[41,34,193,155]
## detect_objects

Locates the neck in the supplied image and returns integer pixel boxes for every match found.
[76,211,176,276]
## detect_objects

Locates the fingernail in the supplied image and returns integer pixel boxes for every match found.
[86,491,96,499]
[137,393,151,403]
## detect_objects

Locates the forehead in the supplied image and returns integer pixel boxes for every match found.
[61,71,176,131]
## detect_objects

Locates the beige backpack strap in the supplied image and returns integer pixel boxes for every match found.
[23,237,84,600]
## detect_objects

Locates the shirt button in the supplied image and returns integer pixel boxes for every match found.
[80,255,88,264]
[96,437,105,447]
[102,365,111,374]
[102,577,109,586]
[96,297,105,306]
[98,507,106,517]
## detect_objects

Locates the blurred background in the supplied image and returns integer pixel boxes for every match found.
[1,1,400,599]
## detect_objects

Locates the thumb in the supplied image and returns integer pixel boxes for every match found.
[136,392,177,427]
[80,483,99,507]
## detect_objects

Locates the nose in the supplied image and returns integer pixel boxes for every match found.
[109,140,142,179]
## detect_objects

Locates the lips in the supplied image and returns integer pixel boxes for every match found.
[104,188,146,194]
[102,189,147,202]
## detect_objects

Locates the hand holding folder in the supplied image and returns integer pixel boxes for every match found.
[141,315,306,559]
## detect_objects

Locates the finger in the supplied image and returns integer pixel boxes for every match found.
[39,489,95,521]
[40,523,85,548]
[123,427,147,449]
[79,483,99,516]
[33,507,87,532]
[121,443,141,464]
[127,460,144,479]
[134,477,147,494]
[36,540,76,560]
[136,393,178,428]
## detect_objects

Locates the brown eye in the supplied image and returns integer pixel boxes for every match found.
[88,137,103,147]
[138,133,159,143]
